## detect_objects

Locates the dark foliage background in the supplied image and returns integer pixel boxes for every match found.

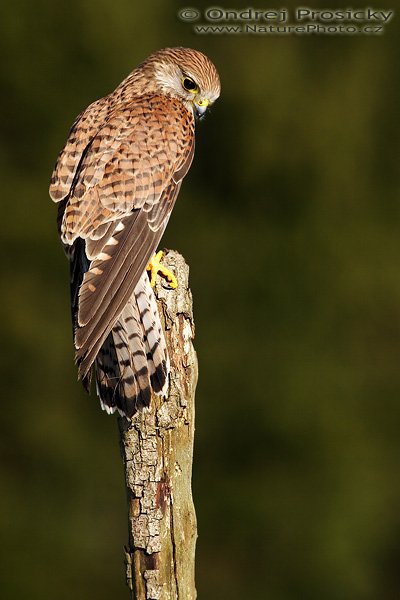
[1,0,400,598]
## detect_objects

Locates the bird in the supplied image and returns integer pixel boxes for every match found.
[49,47,220,418]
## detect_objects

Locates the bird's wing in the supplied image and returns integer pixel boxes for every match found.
[52,94,195,378]
[49,96,111,203]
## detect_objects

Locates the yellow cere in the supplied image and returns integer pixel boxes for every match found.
[196,98,209,107]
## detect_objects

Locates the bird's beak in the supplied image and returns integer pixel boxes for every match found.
[193,98,209,119]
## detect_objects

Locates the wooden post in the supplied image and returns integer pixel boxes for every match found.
[118,250,198,600]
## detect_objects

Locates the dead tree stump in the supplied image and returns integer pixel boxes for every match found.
[118,250,198,600]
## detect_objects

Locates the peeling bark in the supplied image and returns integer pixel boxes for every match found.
[118,250,198,600]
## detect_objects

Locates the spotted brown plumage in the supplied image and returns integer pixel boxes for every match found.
[49,47,220,418]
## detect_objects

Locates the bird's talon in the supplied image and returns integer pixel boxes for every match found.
[147,252,178,289]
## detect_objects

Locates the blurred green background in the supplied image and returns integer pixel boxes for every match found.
[1,0,400,598]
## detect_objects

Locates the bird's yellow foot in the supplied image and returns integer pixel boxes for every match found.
[146,251,178,289]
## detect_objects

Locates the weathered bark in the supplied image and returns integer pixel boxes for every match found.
[118,250,198,600]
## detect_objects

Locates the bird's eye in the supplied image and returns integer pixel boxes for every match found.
[182,77,199,93]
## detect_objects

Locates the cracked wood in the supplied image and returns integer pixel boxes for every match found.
[118,250,198,600]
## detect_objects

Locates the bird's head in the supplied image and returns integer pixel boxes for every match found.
[143,47,220,119]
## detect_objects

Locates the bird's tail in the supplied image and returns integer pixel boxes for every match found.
[94,272,170,418]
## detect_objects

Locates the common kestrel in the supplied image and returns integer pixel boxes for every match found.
[49,47,220,418]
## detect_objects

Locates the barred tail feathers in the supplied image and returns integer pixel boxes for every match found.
[95,274,169,418]
[135,274,170,396]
